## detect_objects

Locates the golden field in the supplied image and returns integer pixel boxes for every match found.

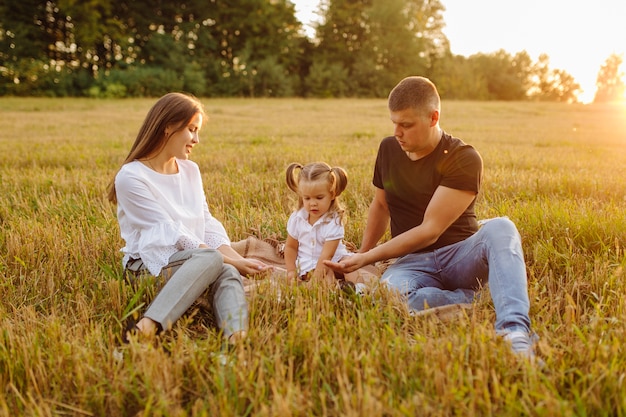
[0,97,625,416]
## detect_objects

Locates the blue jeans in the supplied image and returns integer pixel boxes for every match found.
[381,217,531,333]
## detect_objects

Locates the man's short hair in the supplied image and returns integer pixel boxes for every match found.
[388,76,441,115]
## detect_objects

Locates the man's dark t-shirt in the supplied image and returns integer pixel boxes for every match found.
[372,131,483,252]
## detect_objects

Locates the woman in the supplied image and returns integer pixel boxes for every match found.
[107,92,271,344]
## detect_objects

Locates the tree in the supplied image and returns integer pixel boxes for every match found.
[312,0,448,97]
[430,53,489,100]
[466,50,533,100]
[0,0,307,97]
[212,0,304,97]
[529,54,581,103]
[594,53,625,103]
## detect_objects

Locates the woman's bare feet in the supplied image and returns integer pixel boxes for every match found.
[123,316,162,343]
[136,317,161,337]
[228,330,247,345]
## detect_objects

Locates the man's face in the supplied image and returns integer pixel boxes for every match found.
[389,107,435,156]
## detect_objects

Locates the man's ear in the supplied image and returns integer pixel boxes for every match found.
[430,110,440,127]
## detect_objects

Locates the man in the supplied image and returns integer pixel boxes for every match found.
[325,76,537,359]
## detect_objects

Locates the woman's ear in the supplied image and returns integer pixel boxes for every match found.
[164,122,175,137]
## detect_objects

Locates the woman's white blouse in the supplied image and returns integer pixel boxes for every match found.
[286,207,350,275]
[115,159,230,276]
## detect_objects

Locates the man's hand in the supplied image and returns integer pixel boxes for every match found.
[323,253,366,274]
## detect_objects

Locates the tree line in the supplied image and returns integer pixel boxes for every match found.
[0,0,622,102]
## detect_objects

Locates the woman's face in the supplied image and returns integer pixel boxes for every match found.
[163,113,203,160]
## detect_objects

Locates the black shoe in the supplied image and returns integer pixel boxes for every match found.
[337,280,356,294]
[121,316,163,344]
[121,316,141,344]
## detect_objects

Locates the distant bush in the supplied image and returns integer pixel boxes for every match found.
[95,67,184,98]
[0,59,88,97]
[87,83,127,98]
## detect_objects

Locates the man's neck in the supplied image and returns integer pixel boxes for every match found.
[406,127,442,161]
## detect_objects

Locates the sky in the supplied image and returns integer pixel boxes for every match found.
[292,0,626,103]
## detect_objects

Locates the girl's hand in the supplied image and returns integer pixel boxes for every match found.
[311,266,337,285]
[286,270,298,283]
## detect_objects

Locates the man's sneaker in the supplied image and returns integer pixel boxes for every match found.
[354,283,367,295]
[504,330,542,365]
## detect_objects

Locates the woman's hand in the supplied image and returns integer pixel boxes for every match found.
[233,257,273,277]
[217,244,273,278]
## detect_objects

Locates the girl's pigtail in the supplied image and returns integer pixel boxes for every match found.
[329,166,348,224]
[330,166,348,197]
[285,162,303,194]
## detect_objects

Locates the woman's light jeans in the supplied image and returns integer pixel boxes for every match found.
[381,217,531,333]
[129,249,248,338]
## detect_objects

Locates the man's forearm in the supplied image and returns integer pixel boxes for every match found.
[360,203,389,252]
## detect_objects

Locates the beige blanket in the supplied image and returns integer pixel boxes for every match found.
[231,236,286,267]
[230,236,383,293]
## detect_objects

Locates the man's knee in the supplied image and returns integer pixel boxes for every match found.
[482,216,518,234]
[381,269,434,295]
[480,217,522,245]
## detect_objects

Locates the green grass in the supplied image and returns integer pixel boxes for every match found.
[1,97,626,416]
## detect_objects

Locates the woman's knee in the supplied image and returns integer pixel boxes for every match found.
[195,248,222,259]
[190,249,224,268]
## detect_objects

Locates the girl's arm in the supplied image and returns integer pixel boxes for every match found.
[312,239,341,283]
[284,234,299,282]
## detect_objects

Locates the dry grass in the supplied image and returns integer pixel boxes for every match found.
[0,97,625,416]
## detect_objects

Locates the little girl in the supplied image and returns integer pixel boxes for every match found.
[284,162,375,287]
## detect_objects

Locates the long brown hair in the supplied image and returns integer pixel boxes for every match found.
[106,92,205,203]
[285,161,348,221]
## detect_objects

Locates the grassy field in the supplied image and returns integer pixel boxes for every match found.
[1,97,625,416]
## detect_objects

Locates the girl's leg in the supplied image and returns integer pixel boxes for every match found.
[340,257,379,285]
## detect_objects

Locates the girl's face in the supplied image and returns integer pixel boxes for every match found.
[299,179,334,224]
[162,113,203,160]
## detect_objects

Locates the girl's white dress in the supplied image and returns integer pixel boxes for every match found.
[286,207,350,276]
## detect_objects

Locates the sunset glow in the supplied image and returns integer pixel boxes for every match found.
[436,0,626,104]
[293,0,626,104]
